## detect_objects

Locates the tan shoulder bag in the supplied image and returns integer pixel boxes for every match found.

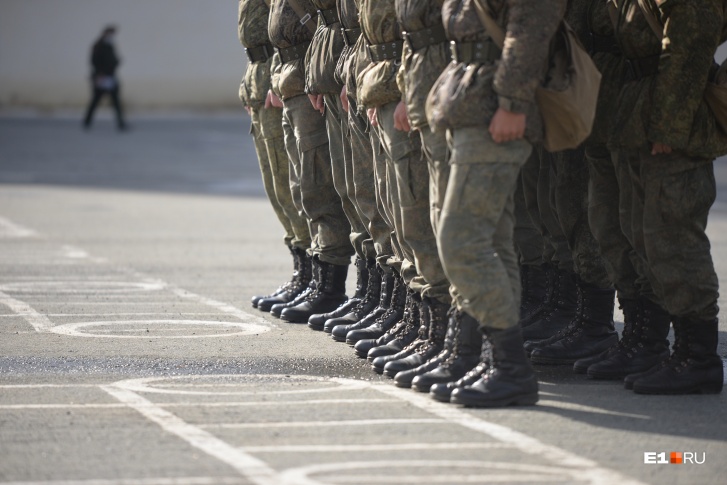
[472,0,602,152]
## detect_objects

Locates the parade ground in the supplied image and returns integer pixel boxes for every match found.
[1,114,725,485]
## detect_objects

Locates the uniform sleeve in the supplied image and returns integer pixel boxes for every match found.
[647,0,722,149]
[271,51,283,97]
[396,49,407,103]
[493,0,566,114]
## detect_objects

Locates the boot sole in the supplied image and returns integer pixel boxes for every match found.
[307,323,324,331]
[371,365,384,375]
[394,380,412,389]
[331,334,347,342]
[430,392,452,403]
[451,393,539,408]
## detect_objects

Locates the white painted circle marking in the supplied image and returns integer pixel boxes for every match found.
[0,280,166,294]
[113,374,368,396]
[49,320,269,338]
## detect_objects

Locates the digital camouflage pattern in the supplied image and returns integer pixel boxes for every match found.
[610,0,727,158]
[269,0,317,99]
[395,0,450,129]
[306,0,345,94]
[427,0,565,142]
[357,0,405,108]
[238,0,274,108]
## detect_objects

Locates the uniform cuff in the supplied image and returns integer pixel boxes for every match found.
[498,95,531,114]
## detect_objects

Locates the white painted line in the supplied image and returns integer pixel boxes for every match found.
[241,442,512,453]
[48,320,270,339]
[114,375,369,396]
[100,385,282,485]
[329,473,567,483]
[0,281,167,294]
[0,404,128,410]
[0,216,39,238]
[202,418,446,429]
[166,287,273,330]
[278,460,590,485]
[0,290,54,332]
[0,399,397,410]
[0,476,247,485]
[367,381,646,485]
[0,384,101,389]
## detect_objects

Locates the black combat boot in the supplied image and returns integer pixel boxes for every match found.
[258,248,312,312]
[279,257,348,323]
[632,317,723,394]
[308,258,371,331]
[451,325,539,408]
[529,280,618,365]
[384,297,449,378]
[371,297,431,373]
[251,245,300,308]
[355,292,420,358]
[324,267,388,334]
[573,297,640,374]
[330,271,397,342]
[411,311,482,392]
[430,336,492,403]
[519,264,549,324]
[521,268,578,341]
[345,281,407,345]
[587,298,670,379]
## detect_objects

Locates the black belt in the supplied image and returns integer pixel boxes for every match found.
[587,33,621,56]
[318,8,339,26]
[276,42,311,63]
[245,43,274,63]
[342,27,361,47]
[402,23,447,52]
[367,40,404,62]
[449,40,500,63]
[624,54,660,81]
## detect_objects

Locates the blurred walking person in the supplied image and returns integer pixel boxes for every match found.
[83,26,127,131]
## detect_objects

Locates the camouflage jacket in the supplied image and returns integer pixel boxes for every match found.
[426,0,565,141]
[306,0,345,94]
[238,0,274,108]
[335,0,361,92]
[610,0,727,158]
[395,0,449,129]
[567,0,627,146]
[357,0,404,109]
[269,0,317,100]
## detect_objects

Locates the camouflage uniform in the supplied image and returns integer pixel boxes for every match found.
[427,0,566,330]
[337,0,397,270]
[610,0,723,321]
[306,0,372,261]
[358,0,450,302]
[269,0,354,266]
[238,0,310,251]
[395,0,453,306]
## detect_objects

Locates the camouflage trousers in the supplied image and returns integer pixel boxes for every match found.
[623,149,719,321]
[375,101,449,302]
[281,94,354,266]
[438,127,531,330]
[250,105,311,251]
[514,157,545,267]
[586,143,656,301]
[324,93,371,260]
[346,97,395,267]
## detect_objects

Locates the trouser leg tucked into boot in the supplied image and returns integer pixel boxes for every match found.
[450,325,539,408]
[529,279,618,365]
[279,256,348,323]
[308,257,372,331]
[632,316,723,394]
[257,248,311,312]
[586,297,670,379]
[410,310,482,392]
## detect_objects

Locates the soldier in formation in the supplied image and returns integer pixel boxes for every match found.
[238,0,724,406]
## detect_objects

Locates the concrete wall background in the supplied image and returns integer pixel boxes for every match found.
[0,0,246,111]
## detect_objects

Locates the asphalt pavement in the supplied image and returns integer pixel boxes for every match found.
[0,113,725,485]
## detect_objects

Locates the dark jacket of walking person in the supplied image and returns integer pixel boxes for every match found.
[83,26,127,130]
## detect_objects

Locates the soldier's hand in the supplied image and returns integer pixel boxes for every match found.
[308,94,326,115]
[367,108,378,127]
[340,87,349,113]
[651,142,673,155]
[244,106,251,115]
[489,108,526,144]
[265,90,283,109]
[393,101,411,132]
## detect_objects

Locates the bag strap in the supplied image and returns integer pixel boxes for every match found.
[286,0,318,34]
[635,0,665,39]
[472,0,505,49]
